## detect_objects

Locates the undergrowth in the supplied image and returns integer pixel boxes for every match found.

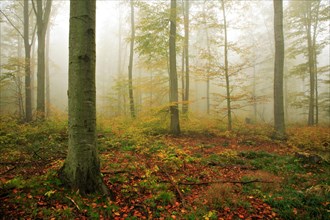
[0,115,329,219]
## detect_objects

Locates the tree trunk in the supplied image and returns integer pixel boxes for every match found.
[221,0,232,131]
[17,35,24,120]
[117,10,122,116]
[181,47,185,109]
[128,0,135,118]
[273,0,286,137]
[59,0,108,195]
[182,0,189,114]
[312,1,320,125]
[203,2,211,115]
[24,0,32,122]
[0,19,1,73]
[169,0,180,135]
[45,28,50,117]
[36,0,52,120]
[306,1,315,126]
[253,63,257,122]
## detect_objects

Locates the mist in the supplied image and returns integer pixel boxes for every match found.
[1,0,329,125]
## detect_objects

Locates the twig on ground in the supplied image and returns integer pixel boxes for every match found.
[66,196,81,211]
[161,169,186,206]
[0,166,16,176]
[178,179,274,186]
[101,170,132,175]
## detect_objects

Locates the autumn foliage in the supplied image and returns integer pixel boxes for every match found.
[0,116,329,219]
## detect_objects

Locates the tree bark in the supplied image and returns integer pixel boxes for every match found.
[273,0,286,137]
[35,0,52,120]
[24,0,32,122]
[45,28,50,117]
[59,0,108,195]
[182,0,189,114]
[221,0,232,131]
[312,1,320,125]
[17,35,24,119]
[169,0,180,135]
[128,0,135,118]
[306,3,315,126]
[203,2,211,115]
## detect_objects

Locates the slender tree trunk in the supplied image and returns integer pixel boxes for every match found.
[182,0,189,114]
[117,11,122,116]
[128,0,135,118]
[315,71,318,124]
[181,47,185,108]
[221,0,232,131]
[203,2,211,115]
[36,0,52,119]
[59,0,108,195]
[0,19,2,114]
[273,0,285,137]
[306,1,315,126]
[169,0,180,135]
[17,36,24,119]
[45,28,50,117]
[206,31,211,115]
[24,0,32,122]
[31,42,36,111]
[253,63,257,122]
[312,1,320,125]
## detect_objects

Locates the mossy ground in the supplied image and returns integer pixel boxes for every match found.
[0,116,329,219]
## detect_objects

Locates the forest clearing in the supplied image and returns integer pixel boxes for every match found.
[0,116,329,219]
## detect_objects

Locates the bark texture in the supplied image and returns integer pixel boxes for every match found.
[306,1,317,126]
[221,0,232,131]
[169,0,180,135]
[128,0,136,118]
[59,0,108,195]
[273,0,286,138]
[35,0,52,119]
[182,0,189,114]
[24,0,32,122]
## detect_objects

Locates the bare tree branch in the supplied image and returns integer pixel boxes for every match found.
[30,22,37,47]
[0,9,24,39]
[177,179,274,186]
[31,0,37,17]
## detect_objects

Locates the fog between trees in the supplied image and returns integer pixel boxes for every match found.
[0,0,329,126]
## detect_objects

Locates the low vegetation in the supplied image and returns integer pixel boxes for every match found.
[0,115,329,219]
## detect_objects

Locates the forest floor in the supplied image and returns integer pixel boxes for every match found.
[0,116,329,219]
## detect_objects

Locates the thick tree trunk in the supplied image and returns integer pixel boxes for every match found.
[128,0,135,118]
[169,0,180,135]
[24,0,32,122]
[59,0,108,195]
[221,0,232,131]
[273,0,286,137]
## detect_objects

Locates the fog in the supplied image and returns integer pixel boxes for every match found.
[1,0,329,125]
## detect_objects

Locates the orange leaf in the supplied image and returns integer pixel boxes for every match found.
[293,208,298,215]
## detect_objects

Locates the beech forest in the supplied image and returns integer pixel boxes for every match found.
[0,0,329,219]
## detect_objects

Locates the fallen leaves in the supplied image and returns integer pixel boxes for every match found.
[1,127,329,219]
